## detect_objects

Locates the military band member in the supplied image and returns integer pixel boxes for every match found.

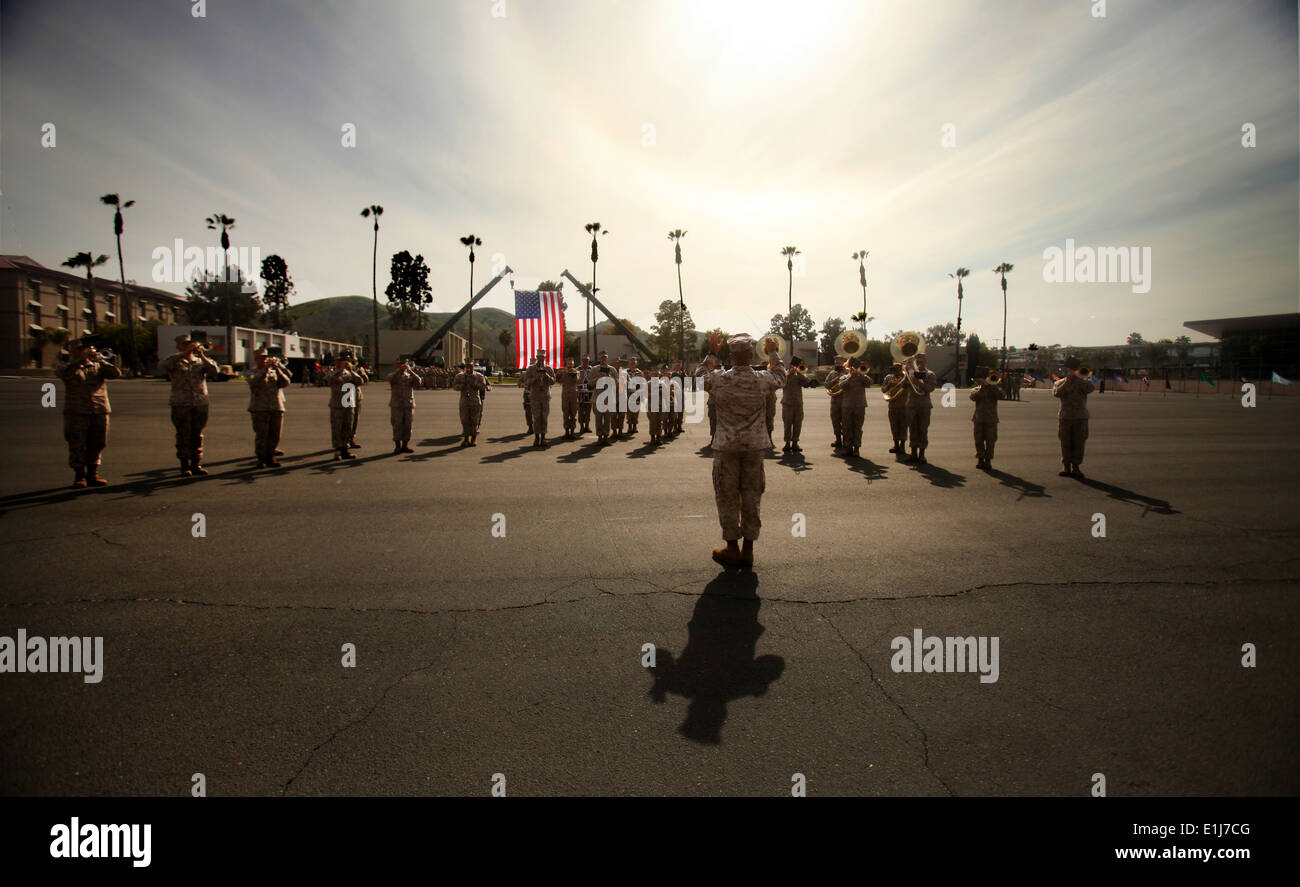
[591,351,616,444]
[326,352,363,460]
[57,338,120,487]
[1053,357,1094,478]
[671,362,686,435]
[625,357,643,436]
[557,358,580,439]
[781,361,814,452]
[160,334,221,476]
[834,357,870,458]
[969,366,1002,470]
[247,348,291,468]
[703,333,785,569]
[522,371,533,434]
[348,361,369,448]
[647,369,664,444]
[453,358,489,447]
[388,355,422,454]
[577,355,594,434]
[825,355,848,450]
[882,361,909,455]
[608,358,627,438]
[695,353,722,443]
[903,355,938,464]
[523,349,557,447]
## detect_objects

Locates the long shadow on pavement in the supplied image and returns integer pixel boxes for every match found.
[1076,476,1178,515]
[647,570,784,745]
[913,461,965,488]
[985,467,1048,499]
[842,452,887,481]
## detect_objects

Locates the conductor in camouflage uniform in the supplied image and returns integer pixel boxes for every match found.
[703,333,785,569]
[57,338,120,487]
[160,334,221,476]
[523,349,557,447]
[1053,357,1094,477]
[453,358,489,447]
[246,348,291,468]
[388,354,422,454]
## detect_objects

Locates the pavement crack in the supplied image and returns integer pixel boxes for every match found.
[816,607,955,797]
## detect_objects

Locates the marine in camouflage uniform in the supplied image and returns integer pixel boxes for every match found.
[576,355,594,434]
[348,363,369,447]
[903,356,938,464]
[703,334,785,569]
[881,362,909,455]
[832,358,870,458]
[556,360,580,439]
[523,350,557,447]
[624,358,643,436]
[781,362,814,452]
[1053,358,1094,478]
[246,349,291,468]
[159,334,221,476]
[388,357,422,454]
[325,354,364,460]
[56,339,120,487]
[824,356,848,450]
[695,355,722,444]
[453,360,489,446]
[969,366,1003,470]
[590,353,616,444]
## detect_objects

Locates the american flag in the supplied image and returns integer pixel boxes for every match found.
[514,290,565,370]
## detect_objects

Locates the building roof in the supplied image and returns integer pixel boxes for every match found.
[1183,313,1300,339]
[0,254,186,303]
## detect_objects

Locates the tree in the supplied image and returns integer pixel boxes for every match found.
[819,316,846,363]
[650,298,697,363]
[101,194,138,373]
[699,327,731,361]
[185,267,263,328]
[1127,331,1144,346]
[669,229,688,361]
[384,251,433,330]
[965,333,982,384]
[361,205,384,366]
[781,246,800,350]
[260,254,295,330]
[537,280,567,313]
[768,304,815,342]
[993,262,1013,373]
[61,252,110,333]
[97,320,159,367]
[924,322,962,348]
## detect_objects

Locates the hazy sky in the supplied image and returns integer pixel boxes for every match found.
[3,0,1296,347]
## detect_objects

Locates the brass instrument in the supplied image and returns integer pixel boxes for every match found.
[883,332,927,401]
[834,330,867,361]
[1076,364,1092,380]
[983,370,1002,388]
[828,360,869,396]
[759,334,789,362]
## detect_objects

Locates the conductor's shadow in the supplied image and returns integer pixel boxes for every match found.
[556,440,604,464]
[985,467,1048,499]
[914,461,965,488]
[479,444,534,464]
[647,571,784,745]
[308,452,392,474]
[776,451,814,473]
[1076,477,1177,515]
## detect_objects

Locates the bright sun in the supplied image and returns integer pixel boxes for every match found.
[688,0,841,61]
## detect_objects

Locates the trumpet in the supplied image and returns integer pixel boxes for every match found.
[1076,364,1092,380]
[982,370,1002,387]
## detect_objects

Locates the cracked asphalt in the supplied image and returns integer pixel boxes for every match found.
[0,377,1295,795]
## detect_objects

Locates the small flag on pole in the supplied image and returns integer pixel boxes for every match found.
[1198,371,1216,388]
[1272,371,1294,386]
[514,290,565,370]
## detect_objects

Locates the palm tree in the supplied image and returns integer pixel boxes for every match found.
[62,252,110,334]
[949,267,971,384]
[993,262,1014,374]
[204,213,236,280]
[460,235,482,361]
[584,222,608,358]
[668,229,687,362]
[781,246,800,353]
[101,194,138,373]
[361,205,383,367]
[852,250,869,329]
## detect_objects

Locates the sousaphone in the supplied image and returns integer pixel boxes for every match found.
[883,331,926,401]
[757,334,788,363]
[834,329,868,361]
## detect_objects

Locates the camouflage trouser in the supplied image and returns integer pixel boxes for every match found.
[782,402,803,443]
[64,412,108,468]
[974,419,998,461]
[649,411,662,438]
[523,391,532,431]
[611,398,625,434]
[391,405,413,443]
[765,395,776,440]
[594,404,612,437]
[625,404,639,432]
[888,407,908,444]
[1059,418,1088,465]
[562,392,578,433]
[530,394,550,437]
[251,410,283,462]
[906,401,932,448]
[170,404,209,461]
[842,404,865,449]
[708,401,716,439]
[349,402,361,442]
[459,398,482,437]
[830,399,843,440]
[713,449,765,541]
[330,407,354,450]
[578,394,592,428]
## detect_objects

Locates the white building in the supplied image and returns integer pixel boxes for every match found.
[156,324,364,366]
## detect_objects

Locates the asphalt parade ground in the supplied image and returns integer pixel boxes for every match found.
[0,377,1295,796]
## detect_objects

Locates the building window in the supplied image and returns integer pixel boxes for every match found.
[105,295,115,313]
[29,304,41,326]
